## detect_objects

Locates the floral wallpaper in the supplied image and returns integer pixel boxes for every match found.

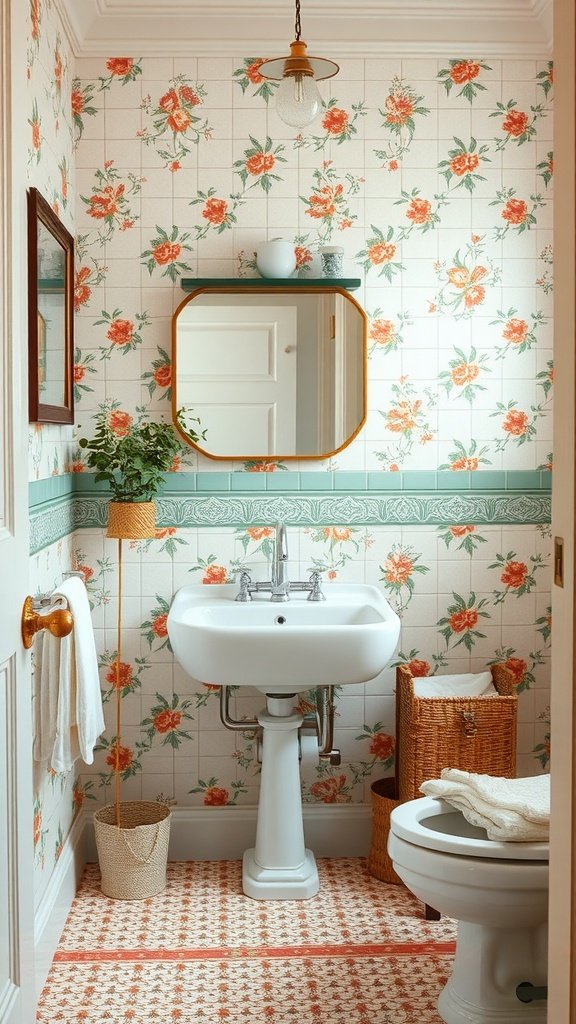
[68,53,552,809]
[28,0,81,908]
[28,0,76,482]
[29,29,553,893]
[69,53,553,476]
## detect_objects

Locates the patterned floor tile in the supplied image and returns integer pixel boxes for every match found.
[37,859,455,1023]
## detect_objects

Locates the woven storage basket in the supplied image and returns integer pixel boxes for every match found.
[367,777,403,885]
[396,663,517,803]
[107,501,156,540]
[94,801,171,900]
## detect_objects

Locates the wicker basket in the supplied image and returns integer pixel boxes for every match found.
[94,801,171,900]
[396,663,518,803]
[107,501,156,540]
[367,777,402,885]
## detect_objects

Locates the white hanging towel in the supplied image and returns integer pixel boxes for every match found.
[32,629,60,762]
[420,768,550,842]
[50,576,105,773]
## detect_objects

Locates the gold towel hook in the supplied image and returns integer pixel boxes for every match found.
[21,596,73,650]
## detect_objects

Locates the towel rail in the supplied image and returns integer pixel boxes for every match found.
[21,572,82,649]
[21,596,73,649]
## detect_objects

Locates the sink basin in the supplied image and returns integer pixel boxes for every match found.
[167,583,400,693]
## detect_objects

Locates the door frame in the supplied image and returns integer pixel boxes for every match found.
[548,0,576,1018]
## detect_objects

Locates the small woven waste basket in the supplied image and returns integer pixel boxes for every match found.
[396,663,518,803]
[94,801,171,900]
[367,777,403,885]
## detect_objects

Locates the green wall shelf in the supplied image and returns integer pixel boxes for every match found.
[180,277,362,292]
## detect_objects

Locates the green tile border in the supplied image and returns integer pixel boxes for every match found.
[29,475,75,507]
[29,469,553,509]
[28,471,553,554]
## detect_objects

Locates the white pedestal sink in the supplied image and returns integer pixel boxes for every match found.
[168,583,400,899]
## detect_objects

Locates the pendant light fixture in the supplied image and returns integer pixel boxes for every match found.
[258,0,339,129]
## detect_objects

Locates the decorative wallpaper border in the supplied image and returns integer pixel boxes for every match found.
[29,499,75,554]
[29,482,552,554]
[154,492,551,528]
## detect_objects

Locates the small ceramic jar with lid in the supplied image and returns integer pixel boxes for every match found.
[256,238,297,279]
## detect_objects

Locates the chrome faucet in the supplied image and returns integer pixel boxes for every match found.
[271,521,290,602]
[234,522,326,602]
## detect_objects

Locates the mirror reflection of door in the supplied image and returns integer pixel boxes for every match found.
[177,304,297,456]
[173,288,367,460]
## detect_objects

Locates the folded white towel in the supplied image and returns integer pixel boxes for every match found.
[50,577,104,772]
[420,769,550,842]
[32,629,60,762]
[412,671,497,698]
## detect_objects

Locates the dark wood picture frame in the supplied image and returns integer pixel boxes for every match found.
[27,187,74,423]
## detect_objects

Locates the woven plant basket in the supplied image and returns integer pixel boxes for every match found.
[367,777,403,885]
[94,801,171,900]
[107,501,156,540]
[396,663,518,803]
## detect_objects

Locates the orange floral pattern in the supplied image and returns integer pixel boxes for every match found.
[380,545,429,611]
[357,226,404,282]
[81,161,141,242]
[491,98,545,149]
[234,137,286,192]
[489,551,547,604]
[140,76,210,169]
[439,138,489,191]
[141,226,193,282]
[438,594,490,650]
[438,59,491,101]
[203,564,228,584]
[302,162,362,241]
[309,775,349,803]
[431,237,500,318]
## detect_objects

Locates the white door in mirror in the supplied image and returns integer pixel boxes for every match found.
[177,305,297,455]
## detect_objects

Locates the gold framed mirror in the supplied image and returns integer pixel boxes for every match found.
[27,187,74,424]
[172,286,367,461]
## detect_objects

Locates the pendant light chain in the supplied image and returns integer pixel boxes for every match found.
[294,0,302,40]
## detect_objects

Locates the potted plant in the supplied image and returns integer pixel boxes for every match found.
[79,412,183,898]
[79,412,183,540]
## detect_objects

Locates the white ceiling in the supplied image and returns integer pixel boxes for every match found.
[56,0,553,57]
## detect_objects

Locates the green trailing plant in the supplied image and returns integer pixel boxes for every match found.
[175,405,207,446]
[79,415,183,503]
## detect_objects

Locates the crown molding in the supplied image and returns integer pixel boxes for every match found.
[57,0,552,57]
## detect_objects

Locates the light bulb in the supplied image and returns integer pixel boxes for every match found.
[276,72,322,128]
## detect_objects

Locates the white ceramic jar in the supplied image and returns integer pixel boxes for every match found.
[256,238,297,279]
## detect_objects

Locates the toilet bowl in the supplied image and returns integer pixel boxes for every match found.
[388,796,548,1024]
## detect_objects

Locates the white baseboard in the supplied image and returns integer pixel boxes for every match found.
[83,803,373,862]
[34,811,87,998]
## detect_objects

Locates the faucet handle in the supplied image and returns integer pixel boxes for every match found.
[307,570,326,602]
[235,570,253,602]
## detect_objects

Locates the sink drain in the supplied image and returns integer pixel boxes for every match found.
[275,615,287,625]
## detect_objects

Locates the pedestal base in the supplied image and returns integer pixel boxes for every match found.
[438,921,548,1024]
[242,848,319,900]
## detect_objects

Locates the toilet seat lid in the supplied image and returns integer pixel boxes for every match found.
[389,797,549,860]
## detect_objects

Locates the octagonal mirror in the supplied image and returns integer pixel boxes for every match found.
[172,286,367,461]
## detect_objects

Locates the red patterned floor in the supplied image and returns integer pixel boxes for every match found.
[38,859,455,1023]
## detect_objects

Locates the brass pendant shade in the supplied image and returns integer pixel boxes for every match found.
[259,39,339,83]
[258,0,339,128]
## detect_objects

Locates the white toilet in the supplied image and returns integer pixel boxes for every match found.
[388,796,549,1024]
